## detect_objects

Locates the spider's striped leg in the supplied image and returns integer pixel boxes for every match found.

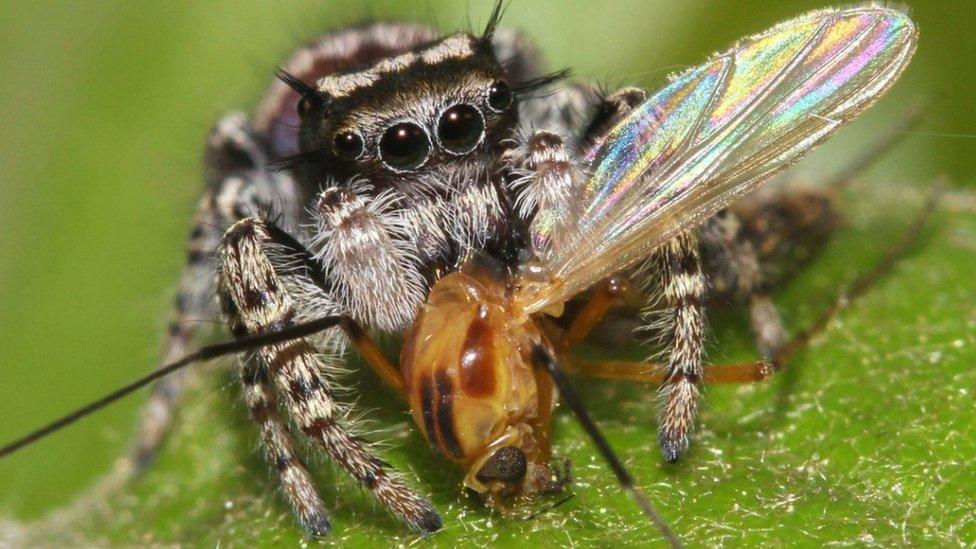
[129,112,303,473]
[581,87,647,150]
[699,209,790,358]
[643,233,707,463]
[219,289,331,536]
[219,217,441,535]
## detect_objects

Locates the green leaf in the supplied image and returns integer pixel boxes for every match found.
[2,1,975,547]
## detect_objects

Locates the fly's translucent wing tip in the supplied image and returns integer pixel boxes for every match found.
[525,4,919,314]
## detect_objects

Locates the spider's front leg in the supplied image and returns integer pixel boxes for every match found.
[131,112,302,472]
[643,233,707,462]
[218,217,441,535]
[219,290,331,535]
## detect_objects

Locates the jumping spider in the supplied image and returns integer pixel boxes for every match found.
[8,3,915,539]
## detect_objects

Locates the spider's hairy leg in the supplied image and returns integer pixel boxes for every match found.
[219,217,441,535]
[644,232,707,463]
[581,87,647,149]
[699,209,789,358]
[130,112,302,473]
[219,289,331,536]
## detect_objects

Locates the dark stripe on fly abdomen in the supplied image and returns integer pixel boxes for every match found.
[434,369,464,459]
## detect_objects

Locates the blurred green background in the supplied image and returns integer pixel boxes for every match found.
[1,1,974,546]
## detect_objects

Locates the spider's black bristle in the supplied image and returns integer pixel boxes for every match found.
[513,68,573,96]
[482,0,508,44]
[268,149,326,173]
[274,67,330,108]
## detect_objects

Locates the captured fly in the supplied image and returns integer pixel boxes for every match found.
[1,3,918,544]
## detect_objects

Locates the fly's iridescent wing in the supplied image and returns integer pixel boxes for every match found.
[522,5,916,313]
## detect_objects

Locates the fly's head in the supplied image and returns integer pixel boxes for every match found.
[291,32,518,198]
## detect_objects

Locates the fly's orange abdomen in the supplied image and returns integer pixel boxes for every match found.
[400,271,537,464]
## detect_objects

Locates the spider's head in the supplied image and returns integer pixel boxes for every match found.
[282,30,520,196]
[273,6,568,198]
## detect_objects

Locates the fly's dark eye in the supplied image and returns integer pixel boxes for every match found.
[333,131,364,160]
[487,81,513,112]
[379,122,430,171]
[437,104,484,154]
[475,446,527,483]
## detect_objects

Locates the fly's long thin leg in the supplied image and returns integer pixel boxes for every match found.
[340,318,405,394]
[573,185,940,386]
[219,217,441,535]
[220,289,331,536]
[648,233,707,463]
[558,276,641,350]
[530,364,555,463]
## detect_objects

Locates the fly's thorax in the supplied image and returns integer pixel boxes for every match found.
[400,269,559,498]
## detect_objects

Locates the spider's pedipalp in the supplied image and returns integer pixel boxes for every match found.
[310,184,427,333]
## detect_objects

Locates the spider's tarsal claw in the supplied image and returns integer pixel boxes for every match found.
[300,512,333,539]
[414,504,444,535]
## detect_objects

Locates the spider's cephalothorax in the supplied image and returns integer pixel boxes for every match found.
[111,3,916,539]
[262,27,540,333]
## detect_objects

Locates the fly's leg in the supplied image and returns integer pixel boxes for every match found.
[573,185,940,386]
[130,112,302,472]
[644,233,707,462]
[340,318,405,394]
[558,276,643,350]
[219,217,441,535]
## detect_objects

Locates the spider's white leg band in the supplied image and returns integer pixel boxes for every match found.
[219,217,441,535]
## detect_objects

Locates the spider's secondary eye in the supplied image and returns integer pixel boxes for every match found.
[333,131,364,160]
[487,81,513,112]
[379,122,430,171]
[296,97,313,117]
[437,104,484,154]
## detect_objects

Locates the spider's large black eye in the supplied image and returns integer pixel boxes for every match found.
[487,81,513,112]
[296,97,314,117]
[379,122,430,171]
[333,131,364,160]
[437,104,484,154]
